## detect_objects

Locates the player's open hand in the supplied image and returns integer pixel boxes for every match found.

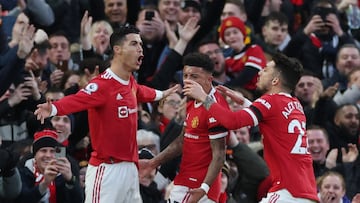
[216,85,247,105]
[187,187,206,203]
[34,98,52,124]
[163,84,180,98]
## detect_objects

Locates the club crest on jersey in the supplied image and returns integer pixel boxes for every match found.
[191,116,199,128]
[82,83,98,95]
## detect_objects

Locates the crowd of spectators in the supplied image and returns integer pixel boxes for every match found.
[0,0,360,202]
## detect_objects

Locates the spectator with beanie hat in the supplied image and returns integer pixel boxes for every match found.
[15,129,83,203]
[219,16,266,97]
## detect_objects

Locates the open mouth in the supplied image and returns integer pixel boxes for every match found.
[137,55,144,64]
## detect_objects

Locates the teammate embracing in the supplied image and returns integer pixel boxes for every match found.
[183,52,319,203]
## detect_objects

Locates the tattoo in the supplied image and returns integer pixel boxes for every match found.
[203,95,215,110]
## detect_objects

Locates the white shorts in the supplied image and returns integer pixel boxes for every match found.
[259,189,317,203]
[85,162,142,203]
[168,185,216,203]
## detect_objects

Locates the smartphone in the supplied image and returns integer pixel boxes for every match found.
[55,146,66,159]
[145,10,154,21]
[57,60,69,72]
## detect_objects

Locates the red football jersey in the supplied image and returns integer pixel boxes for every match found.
[174,88,229,202]
[225,45,266,90]
[208,93,318,201]
[53,69,160,165]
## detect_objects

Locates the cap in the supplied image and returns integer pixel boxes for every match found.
[33,129,60,155]
[181,0,201,13]
[219,16,246,43]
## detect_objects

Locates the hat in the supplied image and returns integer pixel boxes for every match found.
[33,129,60,155]
[181,0,201,13]
[218,16,246,43]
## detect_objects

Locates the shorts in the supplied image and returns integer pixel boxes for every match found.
[259,189,317,203]
[85,162,142,203]
[168,185,216,203]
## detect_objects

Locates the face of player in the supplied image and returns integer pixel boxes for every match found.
[158,93,181,121]
[256,61,277,93]
[319,175,345,203]
[158,0,181,23]
[262,20,288,46]
[336,47,360,76]
[35,147,56,173]
[49,36,71,65]
[51,115,72,143]
[115,33,144,72]
[294,75,320,105]
[221,3,247,22]
[179,6,201,25]
[198,43,225,77]
[223,27,245,52]
[307,129,329,164]
[183,65,213,94]
[334,105,360,136]
[104,0,127,24]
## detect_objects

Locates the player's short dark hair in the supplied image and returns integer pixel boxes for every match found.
[183,52,214,74]
[264,11,288,26]
[272,52,304,91]
[110,25,140,49]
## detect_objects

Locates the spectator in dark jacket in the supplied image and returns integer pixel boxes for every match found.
[15,129,83,203]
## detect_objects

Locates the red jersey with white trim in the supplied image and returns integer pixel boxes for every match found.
[174,88,229,202]
[208,93,318,201]
[53,69,158,166]
[225,45,266,90]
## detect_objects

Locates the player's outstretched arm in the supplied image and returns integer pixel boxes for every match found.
[34,98,52,124]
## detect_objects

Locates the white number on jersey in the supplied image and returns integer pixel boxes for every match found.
[288,119,309,154]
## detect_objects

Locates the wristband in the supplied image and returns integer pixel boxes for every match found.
[200,183,210,194]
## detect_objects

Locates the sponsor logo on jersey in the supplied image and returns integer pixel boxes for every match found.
[116,93,123,100]
[248,56,262,63]
[82,83,98,95]
[118,106,137,118]
[118,106,128,118]
[209,117,217,123]
[191,116,199,128]
[184,133,199,139]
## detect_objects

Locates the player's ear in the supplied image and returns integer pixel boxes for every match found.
[271,77,279,85]
[113,45,122,55]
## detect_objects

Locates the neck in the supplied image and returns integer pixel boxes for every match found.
[110,60,132,81]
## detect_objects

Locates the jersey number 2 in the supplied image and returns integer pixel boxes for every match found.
[288,119,309,154]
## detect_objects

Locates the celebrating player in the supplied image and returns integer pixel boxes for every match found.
[34,25,178,203]
[140,53,229,203]
[183,52,319,202]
